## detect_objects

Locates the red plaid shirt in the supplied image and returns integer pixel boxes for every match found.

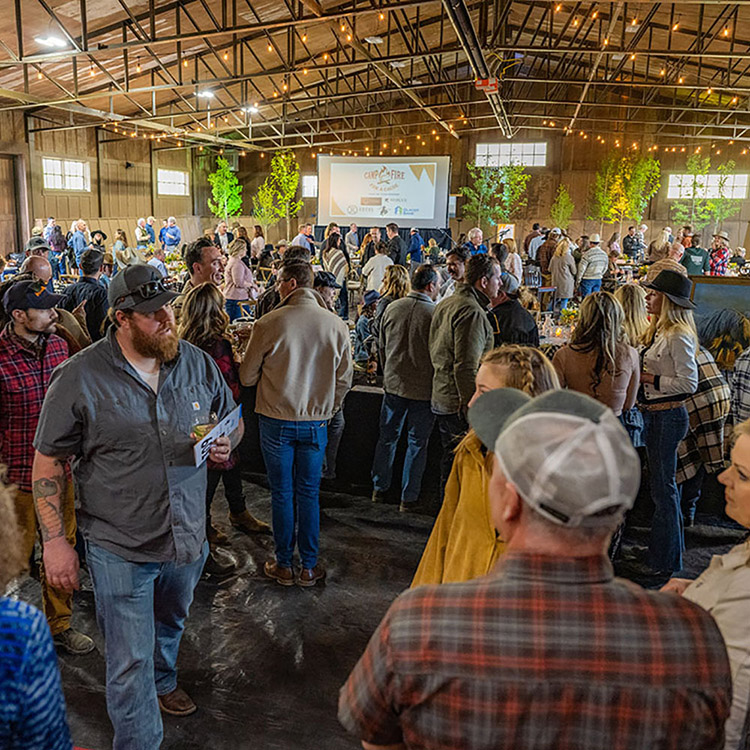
[0,324,68,491]
[339,553,731,750]
[710,246,730,276]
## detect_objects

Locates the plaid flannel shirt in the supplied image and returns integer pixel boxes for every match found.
[732,347,750,426]
[0,324,68,491]
[710,246,730,276]
[339,553,731,750]
[677,349,731,484]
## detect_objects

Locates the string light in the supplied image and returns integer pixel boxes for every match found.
[379,12,384,20]
[672,21,679,31]
[282,83,288,91]
[660,68,666,76]
[267,44,273,52]
[89,63,95,77]
[555,3,562,12]
[340,23,346,32]
[592,10,598,19]
[723,27,730,37]
[323,53,329,60]
[678,76,684,84]
[346,34,352,41]
[37,70,42,80]
[183,59,188,67]
[303,68,308,75]
[630,53,636,60]
[136,58,141,73]
[603,38,609,46]
[573,17,579,26]
[301,33,307,42]
[732,96,739,104]
[631,17,638,25]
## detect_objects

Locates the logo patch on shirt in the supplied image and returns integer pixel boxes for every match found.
[192,401,201,411]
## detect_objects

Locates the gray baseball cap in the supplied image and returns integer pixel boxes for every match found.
[468,389,640,527]
[108,263,178,313]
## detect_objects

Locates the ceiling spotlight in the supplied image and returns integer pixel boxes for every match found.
[364,36,384,44]
[243,106,259,114]
[34,35,66,48]
[197,90,215,98]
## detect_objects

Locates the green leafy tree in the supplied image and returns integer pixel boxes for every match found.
[707,160,743,233]
[626,154,661,224]
[459,163,530,230]
[549,184,575,231]
[207,156,243,221]
[251,176,281,234]
[269,150,303,238]
[587,153,618,230]
[670,154,713,231]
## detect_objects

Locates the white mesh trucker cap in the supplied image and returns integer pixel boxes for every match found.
[468,389,641,527]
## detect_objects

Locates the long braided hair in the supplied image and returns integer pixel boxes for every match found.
[457,345,559,455]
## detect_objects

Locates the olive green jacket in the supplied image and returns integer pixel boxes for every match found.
[428,283,493,414]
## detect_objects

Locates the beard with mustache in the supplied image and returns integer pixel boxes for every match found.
[130,319,180,363]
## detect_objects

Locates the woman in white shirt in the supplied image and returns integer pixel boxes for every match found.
[503,237,523,282]
[663,418,750,750]
[638,269,699,574]
[361,243,393,292]
[250,225,265,261]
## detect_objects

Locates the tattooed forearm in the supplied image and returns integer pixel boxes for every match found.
[32,463,67,543]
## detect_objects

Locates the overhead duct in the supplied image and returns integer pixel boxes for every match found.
[441,0,514,139]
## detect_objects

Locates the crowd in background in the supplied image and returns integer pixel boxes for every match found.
[2,211,750,749]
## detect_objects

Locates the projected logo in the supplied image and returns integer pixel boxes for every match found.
[363,165,407,193]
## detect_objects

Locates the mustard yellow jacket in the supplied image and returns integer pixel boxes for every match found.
[412,432,506,587]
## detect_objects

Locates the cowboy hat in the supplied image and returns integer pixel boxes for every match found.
[642,269,696,309]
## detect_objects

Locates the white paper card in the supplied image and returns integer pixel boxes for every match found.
[193,405,242,467]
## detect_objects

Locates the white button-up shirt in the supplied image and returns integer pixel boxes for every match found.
[684,539,750,749]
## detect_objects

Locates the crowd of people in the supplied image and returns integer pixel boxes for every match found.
[1,211,750,750]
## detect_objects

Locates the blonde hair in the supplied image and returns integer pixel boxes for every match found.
[554,238,570,258]
[643,293,699,347]
[735,419,750,442]
[615,284,648,346]
[428,238,438,248]
[379,264,410,299]
[0,470,24,590]
[504,237,517,254]
[457,346,559,454]
[227,238,247,258]
[177,282,230,349]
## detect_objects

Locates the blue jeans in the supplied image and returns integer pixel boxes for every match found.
[322,409,345,479]
[372,394,435,504]
[225,299,243,322]
[86,540,208,750]
[258,415,328,568]
[579,278,602,297]
[642,406,689,573]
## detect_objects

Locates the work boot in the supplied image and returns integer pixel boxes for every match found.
[202,547,236,578]
[230,510,271,535]
[207,524,230,546]
[297,565,327,588]
[53,628,95,655]
[263,560,295,586]
[371,489,387,504]
[158,687,197,717]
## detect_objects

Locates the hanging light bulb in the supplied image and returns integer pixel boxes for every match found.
[723,27,730,37]
[89,63,95,77]
[340,22,346,32]
[223,52,228,61]
[37,70,42,80]
[672,21,679,31]
[303,68,308,75]
[282,83,288,91]
[183,58,188,67]
[267,44,273,52]
[660,68,666,76]
[301,32,307,42]
[592,10,599,19]
[379,12,385,20]
[630,53,636,60]
[572,17,579,26]
[136,58,141,73]
[323,53,329,60]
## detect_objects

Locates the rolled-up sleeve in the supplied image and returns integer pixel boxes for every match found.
[338,610,403,746]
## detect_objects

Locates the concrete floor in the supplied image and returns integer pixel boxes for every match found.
[13,477,748,750]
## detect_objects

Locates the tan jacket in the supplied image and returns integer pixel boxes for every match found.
[239,287,353,421]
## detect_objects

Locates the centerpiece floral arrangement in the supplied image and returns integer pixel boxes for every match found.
[559,307,579,326]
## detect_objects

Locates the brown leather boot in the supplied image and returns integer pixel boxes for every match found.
[158,687,197,716]
[230,510,271,535]
[264,560,295,586]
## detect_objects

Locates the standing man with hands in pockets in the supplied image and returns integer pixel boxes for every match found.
[32,264,240,750]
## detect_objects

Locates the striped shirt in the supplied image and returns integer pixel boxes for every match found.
[339,553,732,750]
[0,597,72,749]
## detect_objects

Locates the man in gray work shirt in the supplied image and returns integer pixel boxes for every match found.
[32,264,238,750]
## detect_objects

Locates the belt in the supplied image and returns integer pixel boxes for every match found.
[638,400,685,412]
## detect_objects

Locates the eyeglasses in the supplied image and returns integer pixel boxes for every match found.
[116,279,168,306]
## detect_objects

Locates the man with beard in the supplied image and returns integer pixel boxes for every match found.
[31,264,238,749]
[0,281,94,655]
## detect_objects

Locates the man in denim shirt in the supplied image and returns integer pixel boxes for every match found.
[32,264,237,750]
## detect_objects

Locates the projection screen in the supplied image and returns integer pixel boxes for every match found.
[316,155,451,229]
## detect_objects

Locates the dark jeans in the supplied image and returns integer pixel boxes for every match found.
[642,406,690,573]
[371,394,435,504]
[435,412,469,497]
[224,299,243,322]
[86,540,208,750]
[335,279,349,321]
[619,407,644,448]
[258,415,328,569]
[206,465,246,528]
[679,465,706,525]
[322,409,345,479]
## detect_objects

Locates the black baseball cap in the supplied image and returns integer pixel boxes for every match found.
[314,270,341,289]
[3,280,64,313]
[108,263,178,313]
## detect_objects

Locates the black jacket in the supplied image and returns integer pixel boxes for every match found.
[387,235,407,266]
[60,276,109,341]
[487,298,539,348]
[213,231,235,250]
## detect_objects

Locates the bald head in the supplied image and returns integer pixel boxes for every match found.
[20,256,53,284]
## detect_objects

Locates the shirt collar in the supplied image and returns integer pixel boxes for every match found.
[3,321,46,357]
[718,539,750,570]
[494,551,615,585]
[408,291,434,303]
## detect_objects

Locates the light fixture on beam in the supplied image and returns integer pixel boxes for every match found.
[34,35,66,48]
